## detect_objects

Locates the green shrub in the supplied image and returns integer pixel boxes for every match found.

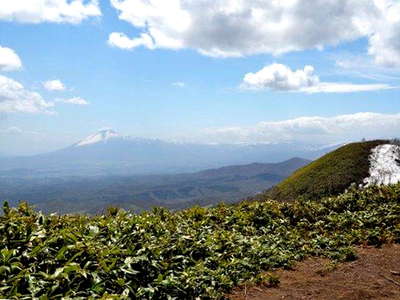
[0,183,399,299]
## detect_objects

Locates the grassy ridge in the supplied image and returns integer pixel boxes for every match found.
[1,183,400,299]
[264,140,388,202]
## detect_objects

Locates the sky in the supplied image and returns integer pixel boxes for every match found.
[0,0,400,155]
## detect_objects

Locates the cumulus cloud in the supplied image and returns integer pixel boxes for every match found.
[0,75,54,114]
[0,0,101,24]
[367,0,400,67]
[56,97,89,105]
[200,112,400,145]
[109,0,400,67]
[43,79,66,91]
[109,0,366,56]
[241,63,394,93]
[242,64,319,91]
[108,32,155,50]
[0,46,22,71]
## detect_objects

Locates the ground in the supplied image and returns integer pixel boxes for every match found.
[228,244,400,300]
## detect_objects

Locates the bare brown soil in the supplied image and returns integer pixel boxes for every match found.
[228,244,400,300]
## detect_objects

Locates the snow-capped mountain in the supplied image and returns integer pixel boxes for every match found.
[0,129,342,177]
[75,129,120,147]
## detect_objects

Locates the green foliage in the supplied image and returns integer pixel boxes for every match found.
[105,206,121,217]
[264,140,388,202]
[1,183,400,299]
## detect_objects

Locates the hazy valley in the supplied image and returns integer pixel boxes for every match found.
[1,156,309,214]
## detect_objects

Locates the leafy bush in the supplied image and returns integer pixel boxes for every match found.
[1,183,399,299]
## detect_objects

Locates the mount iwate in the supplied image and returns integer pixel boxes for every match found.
[0,129,341,177]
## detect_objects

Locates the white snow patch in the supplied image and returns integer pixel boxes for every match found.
[75,129,120,147]
[364,144,400,186]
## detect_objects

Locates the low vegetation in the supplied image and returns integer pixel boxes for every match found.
[1,182,399,299]
[264,140,388,202]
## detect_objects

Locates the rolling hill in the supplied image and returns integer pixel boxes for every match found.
[261,140,390,202]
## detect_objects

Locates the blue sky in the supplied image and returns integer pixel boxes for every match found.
[0,0,400,155]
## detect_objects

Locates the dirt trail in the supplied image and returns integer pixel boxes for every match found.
[228,244,400,300]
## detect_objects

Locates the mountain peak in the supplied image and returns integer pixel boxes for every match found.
[75,129,120,147]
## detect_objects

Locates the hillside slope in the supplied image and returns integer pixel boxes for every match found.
[263,140,388,202]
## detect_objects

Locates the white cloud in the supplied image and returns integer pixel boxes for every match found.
[0,0,101,24]
[43,79,65,91]
[241,63,394,93]
[367,0,400,67]
[56,97,89,105]
[333,53,400,83]
[109,0,400,66]
[108,32,155,50]
[0,75,54,114]
[0,126,22,135]
[200,112,400,145]
[172,81,185,88]
[109,0,366,56]
[303,82,393,93]
[0,46,22,71]
[242,64,319,91]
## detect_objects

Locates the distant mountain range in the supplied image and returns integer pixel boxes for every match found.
[0,129,342,177]
[0,157,310,214]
